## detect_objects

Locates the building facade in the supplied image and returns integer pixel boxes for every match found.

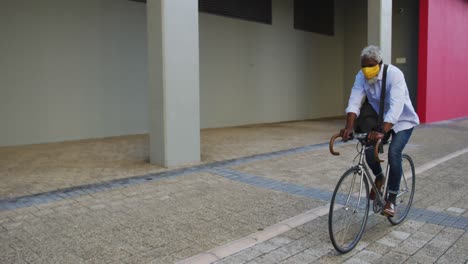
[1,0,467,166]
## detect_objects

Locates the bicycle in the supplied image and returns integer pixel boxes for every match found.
[327,133,415,253]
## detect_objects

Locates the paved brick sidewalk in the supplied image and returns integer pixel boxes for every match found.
[1,118,467,263]
[211,153,468,264]
[0,119,343,199]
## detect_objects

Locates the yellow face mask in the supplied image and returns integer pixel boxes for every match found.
[362,65,380,80]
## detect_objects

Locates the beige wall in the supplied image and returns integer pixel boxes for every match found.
[343,0,368,107]
[0,0,367,146]
[0,0,148,146]
[200,0,346,128]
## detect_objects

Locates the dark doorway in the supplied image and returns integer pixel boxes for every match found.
[392,0,419,109]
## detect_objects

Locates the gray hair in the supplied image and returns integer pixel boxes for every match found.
[360,45,383,62]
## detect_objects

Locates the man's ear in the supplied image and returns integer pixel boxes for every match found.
[379,61,384,66]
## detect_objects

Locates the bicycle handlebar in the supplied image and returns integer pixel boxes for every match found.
[329,133,341,156]
[329,133,385,162]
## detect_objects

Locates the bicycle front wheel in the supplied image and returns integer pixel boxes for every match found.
[329,167,370,253]
[388,154,415,225]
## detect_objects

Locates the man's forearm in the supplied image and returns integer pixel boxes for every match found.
[346,113,357,130]
[382,122,393,134]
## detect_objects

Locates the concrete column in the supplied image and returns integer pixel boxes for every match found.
[368,0,392,63]
[147,0,200,167]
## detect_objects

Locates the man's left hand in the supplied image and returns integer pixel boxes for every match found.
[368,131,384,142]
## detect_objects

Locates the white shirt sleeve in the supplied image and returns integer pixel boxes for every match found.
[345,72,366,116]
[384,70,406,125]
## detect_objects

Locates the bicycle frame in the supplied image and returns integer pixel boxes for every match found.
[330,133,390,209]
[356,143,390,208]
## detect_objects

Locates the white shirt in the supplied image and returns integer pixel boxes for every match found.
[345,64,420,133]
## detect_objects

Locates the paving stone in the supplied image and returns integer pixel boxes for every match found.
[443,226,466,234]
[394,219,425,233]
[88,204,107,210]
[302,243,334,258]
[282,228,308,240]
[12,207,41,215]
[354,241,370,252]
[360,222,393,242]
[0,247,28,264]
[376,235,401,248]
[436,230,464,244]
[231,248,264,261]
[2,220,23,230]
[32,250,85,264]
[418,223,445,235]
[411,231,437,243]
[32,208,55,217]
[122,253,163,264]
[251,241,283,254]
[436,245,468,264]
[84,257,124,264]
[427,206,445,212]
[417,242,450,259]
[266,236,295,248]
[363,242,392,256]
[214,255,246,264]
[406,251,438,264]
[10,213,34,222]
[0,216,10,225]
[313,249,356,264]
[280,251,317,264]
[343,258,371,264]
[455,233,468,249]
[393,237,427,255]
[350,250,382,262]
[243,260,260,264]
[124,242,188,264]
[389,230,411,240]
[447,207,466,214]
[427,237,453,250]
[277,236,317,256]
[378,251,410,264]
[249,249,290,264]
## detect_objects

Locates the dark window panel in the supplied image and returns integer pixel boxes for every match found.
[128,0,272,25]
[199,0,272,25]
[294,0,334,36]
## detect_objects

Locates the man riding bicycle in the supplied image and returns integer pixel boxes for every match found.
[339,45,419,217]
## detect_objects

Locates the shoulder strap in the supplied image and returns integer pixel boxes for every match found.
[378,64,388,127]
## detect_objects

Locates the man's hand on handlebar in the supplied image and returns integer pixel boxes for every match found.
[340,113,357,142]
[339,128,354,142]
[367,130,384,142]
[338,130,385,143]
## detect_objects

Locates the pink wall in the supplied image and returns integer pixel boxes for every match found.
[418,0,468,123]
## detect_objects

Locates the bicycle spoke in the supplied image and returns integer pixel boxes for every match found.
[329,167,369,253]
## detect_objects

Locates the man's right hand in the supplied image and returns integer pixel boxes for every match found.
[339,128,353,142]
[340,112,357,142]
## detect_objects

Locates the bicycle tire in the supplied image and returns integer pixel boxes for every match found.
[387,154,415,225]
[329,167,370,253]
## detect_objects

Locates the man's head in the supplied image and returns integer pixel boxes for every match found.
[360,45,383,84]
[361,45,383,64]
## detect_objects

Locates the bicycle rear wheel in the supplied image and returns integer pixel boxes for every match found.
[388,154,415,225]
[329,167,370,253]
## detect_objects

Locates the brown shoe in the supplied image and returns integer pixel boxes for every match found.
[369,177,385,200]
[382,201,395,217]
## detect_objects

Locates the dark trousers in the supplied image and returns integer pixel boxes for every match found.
[365,127,414,194]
